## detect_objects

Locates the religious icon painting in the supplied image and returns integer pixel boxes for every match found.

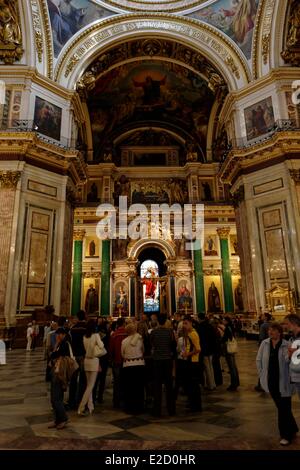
[204,235,218,257]
[85,237,99,258]
[140,259,160,313]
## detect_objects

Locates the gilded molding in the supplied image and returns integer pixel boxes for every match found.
[30,0,43,63]
[262,34,270,65]
[252,0,266,79]
[54,14,250,86]
[0,171,21,189]
[102,0,208,13]
[39,0,53,78]
[73,229,86,241]
[216,227,231,240]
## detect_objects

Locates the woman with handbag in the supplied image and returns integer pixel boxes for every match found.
[78,319,106,416]
[222,316,240,391]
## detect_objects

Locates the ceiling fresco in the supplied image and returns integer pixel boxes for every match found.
[46,0,116,57]
[46,0,260,61]
[187,0,259,60]
[87,60,215,161]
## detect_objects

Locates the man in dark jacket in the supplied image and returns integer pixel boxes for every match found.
[49,328,70,430]
[197,317,217,390]
[150,314,176,417]
[109,318,127,408]
[68,310,86,409]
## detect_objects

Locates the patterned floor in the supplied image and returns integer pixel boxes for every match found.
[0,339,299,450]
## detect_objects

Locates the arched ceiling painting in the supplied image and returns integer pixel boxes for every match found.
[46,0,260,60]
[87,60,215,161]
[187,0,259,60]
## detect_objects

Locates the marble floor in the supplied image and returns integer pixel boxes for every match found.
[0,339,299,450]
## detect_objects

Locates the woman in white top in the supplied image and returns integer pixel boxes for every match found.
[78,319,105,415]
[121,322,145,414]
[26,323,33,351]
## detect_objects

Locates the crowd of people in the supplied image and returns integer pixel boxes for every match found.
[25,310,300,446]
[41,312,240,430]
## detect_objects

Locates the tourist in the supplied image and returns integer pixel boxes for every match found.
[181,316,202,412]
[68,310,87,410]
[150,314,176,417]
[284,313,300,397]
[174,328,188,399]
[45,321,58,382]
[255,313,272,391]
[31,320,39,350]
[78,319,105,416]
[211,317,223,386]
[94,318,110,404]
[196,315,217,391]
[256,322,298,446]
[48,327,71,430]
[43,322,51,358]
[26,322,33,351]
[121,322,145,414]
[222,316,240,391]
[109,317,127,408]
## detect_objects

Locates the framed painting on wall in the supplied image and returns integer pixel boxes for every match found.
[244,97,275,141]
[33,96,62,141]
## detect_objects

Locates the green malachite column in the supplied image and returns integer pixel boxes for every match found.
[71,230,85,316]
[194,249,206,315]
[101,240,111,316]
[217,227,234,313]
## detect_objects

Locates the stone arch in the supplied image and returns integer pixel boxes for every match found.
[127,238,176,261]
[54,14,251,91]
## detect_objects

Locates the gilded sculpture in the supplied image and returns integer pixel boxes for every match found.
[0,0,23,64]
[282,0,300,65]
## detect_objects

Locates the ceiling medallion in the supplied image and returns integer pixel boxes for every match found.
[100,0,209,13]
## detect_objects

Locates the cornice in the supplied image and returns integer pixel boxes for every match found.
[219,131,300,184]
[0,66,75,101]
[218,67,300,124]
[0,132,87,184]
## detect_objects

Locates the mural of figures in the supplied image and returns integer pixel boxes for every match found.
[88,61,214,160]
[244,97,275,141]
[189,0,259,59]
[85,283,99,314]
[208,281,221,312]
[204,235,218,256]
[33,97,62,141]
[234,279,244,311]
[47,0,115,57]
[177,281,193,311]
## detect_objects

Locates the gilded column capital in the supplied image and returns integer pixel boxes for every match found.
[73,229,86,241]
[217,227,231,240]
[0,171,21,189]
[290,169,300,183]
